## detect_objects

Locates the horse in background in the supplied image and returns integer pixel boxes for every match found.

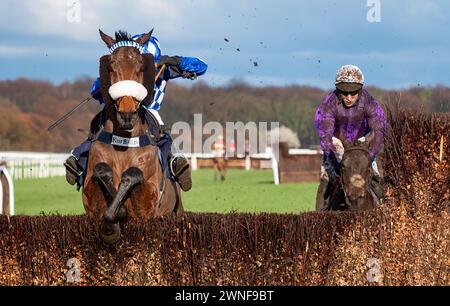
[212,156,227,181]
[82,30,182,244]
[211,137,228,181]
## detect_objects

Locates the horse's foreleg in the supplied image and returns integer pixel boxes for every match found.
[93,163,117,202]
[104,167,144,224]
[83,163,116,221]
[93,162,130,223]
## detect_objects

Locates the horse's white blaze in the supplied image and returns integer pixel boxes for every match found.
[350,174,365,188]
[109,80,148,102]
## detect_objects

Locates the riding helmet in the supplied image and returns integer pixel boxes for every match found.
[335,64,364,92]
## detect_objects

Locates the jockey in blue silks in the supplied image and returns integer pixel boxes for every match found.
[64,33,207,192]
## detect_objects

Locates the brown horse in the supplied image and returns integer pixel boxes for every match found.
[326,134,379,211]
[212,156,227,181]
[82,30,182,244]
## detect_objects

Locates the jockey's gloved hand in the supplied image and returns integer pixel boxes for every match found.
[157,55,182,68]
[181,71,198,80]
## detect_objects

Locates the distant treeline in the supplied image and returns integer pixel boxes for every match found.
[0,78,448,152]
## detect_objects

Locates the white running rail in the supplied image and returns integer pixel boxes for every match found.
[0,151,70,180]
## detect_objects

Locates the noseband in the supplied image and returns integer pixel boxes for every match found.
[109,80,148,106]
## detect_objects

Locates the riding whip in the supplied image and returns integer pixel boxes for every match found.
[47,96,93,131]
[155,64,166,81]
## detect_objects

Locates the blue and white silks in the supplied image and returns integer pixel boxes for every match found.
[90,35,207,115]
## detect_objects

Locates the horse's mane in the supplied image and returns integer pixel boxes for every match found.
[115,30,133,42]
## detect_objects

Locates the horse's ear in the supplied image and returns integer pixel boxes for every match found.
[338,130,351,149]
[99,29,115,48]
[134,29,153,46]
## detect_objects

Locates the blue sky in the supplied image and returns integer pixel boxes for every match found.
[1,0,450,90]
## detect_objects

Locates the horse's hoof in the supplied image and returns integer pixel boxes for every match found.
[100,222,121,244]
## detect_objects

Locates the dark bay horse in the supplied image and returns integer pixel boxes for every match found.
[326,133,379,211]
[82,30,182,244]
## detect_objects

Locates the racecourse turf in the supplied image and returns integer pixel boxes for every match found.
[13,169,317,216]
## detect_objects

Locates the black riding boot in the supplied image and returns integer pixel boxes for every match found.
[169,153,192,192]
[64,156,83,185]
[64,110,104,186]
[156,127,192,192]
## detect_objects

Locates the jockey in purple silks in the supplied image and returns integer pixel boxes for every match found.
[315,65,386,210]
[64,32,207,192]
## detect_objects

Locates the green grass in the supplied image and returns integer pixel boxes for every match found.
[13,169,317,216]
[14,176,83,216]
[183,169,317,213]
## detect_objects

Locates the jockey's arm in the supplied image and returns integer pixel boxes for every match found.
[158,55,208,80]
[315,93,338,160]
[146,56,207,114]
[315,94,340,178]
[365,98,386,158]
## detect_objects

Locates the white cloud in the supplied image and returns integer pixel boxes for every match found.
[0,0,185,42]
